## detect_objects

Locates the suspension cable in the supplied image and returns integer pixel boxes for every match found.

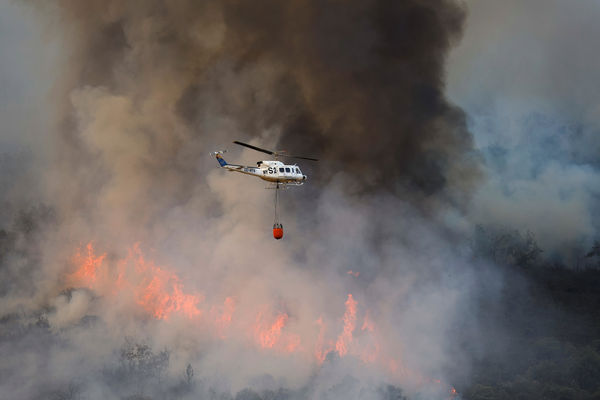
[274,183,279,226]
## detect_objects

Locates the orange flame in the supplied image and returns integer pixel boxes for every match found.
[67,243,456,392]
[255,312,288,348]
[68,242,106,288]
[135,266,202,319]
[347,270,360,277]
[253,311,302,353]
[449,387,458,398]
[68,242,202,320]
[335,294,357,356]
[128,245,203,320]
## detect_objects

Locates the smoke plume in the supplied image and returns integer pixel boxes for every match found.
[0,1,492,399]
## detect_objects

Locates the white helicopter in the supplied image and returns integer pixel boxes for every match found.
[211,141,318,240]
[211,141,318,186]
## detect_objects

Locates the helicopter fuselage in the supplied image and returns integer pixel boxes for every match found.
[216,155,307,185]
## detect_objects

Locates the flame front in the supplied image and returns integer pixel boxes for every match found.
[66,242,454,392]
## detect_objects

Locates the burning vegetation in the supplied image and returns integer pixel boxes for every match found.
[66,242,452,393]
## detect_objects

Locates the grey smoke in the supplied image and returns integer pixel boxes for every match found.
[447,0,600,259]
[6,0,595,399]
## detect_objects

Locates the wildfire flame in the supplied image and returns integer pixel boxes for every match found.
[255,312,288,348]
[335,294,357,357]
[68,242,106,288]
[66,242,456,394]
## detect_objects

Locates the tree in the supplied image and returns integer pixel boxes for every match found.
[119,338,170,397]
[186,363,194,386]
[472,226,542,268]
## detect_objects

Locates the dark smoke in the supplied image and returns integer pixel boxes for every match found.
[52,0,480,208]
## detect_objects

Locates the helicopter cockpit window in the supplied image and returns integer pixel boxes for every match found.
[285,168,290,173]
[296,168,300,174]
[279,168,284,173]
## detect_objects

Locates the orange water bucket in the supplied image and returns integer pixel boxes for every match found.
[273,224,283,240]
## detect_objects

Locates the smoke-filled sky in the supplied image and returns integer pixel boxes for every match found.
[447,0,600,257]
[1,1,599,399]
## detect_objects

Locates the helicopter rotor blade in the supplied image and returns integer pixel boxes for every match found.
[280,154,319,161]
[233,141,274,155]
[233,140,318,161]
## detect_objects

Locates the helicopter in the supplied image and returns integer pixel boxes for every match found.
[211,141,318,240]
[210,141,318,186]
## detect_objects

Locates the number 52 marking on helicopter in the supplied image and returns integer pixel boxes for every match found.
[210,141,318,186]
